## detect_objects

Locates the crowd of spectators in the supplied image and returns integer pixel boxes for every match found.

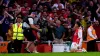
[0,0,100,42]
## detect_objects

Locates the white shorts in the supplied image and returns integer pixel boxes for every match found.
[71,42,79,50]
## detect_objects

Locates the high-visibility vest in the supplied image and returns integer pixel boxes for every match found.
[87,26,96,41]
[13,23,24,40]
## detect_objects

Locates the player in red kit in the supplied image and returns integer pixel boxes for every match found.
[70,22,86,52]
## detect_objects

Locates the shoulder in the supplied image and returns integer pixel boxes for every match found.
[28,17,33,21]
[88,27,92,32]
[13,23,16,27]
[60,25,64,28]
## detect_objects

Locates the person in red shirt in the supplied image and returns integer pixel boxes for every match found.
[93,20,100,40]
[21,3,30,17]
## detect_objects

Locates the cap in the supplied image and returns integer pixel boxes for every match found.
[17,14,21,17]
[31,12,36,15]
[16,14,23,19]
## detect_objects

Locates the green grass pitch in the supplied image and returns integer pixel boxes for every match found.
[0,52,100,56]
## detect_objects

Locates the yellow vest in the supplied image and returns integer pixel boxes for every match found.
[13,23,24,40]
[87,26,96,41]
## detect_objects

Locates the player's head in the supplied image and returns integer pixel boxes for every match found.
[16,15,23,23]
[74,22,81,29]
[76,22,81,27]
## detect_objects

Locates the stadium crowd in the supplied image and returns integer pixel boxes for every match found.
[0,0,100,53]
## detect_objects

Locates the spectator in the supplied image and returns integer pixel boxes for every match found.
[52,0,64,10]
[96,5,100,17]
[0,11,6,40]
[93,20,100,40]
[43,6,48,12]
[2,11,13,41]
[37,15,48,41]
[96,5,100,22]
[6,23,13,41]
[85,11,92,22]
[8,7,14,16]
[63,17,72,41]
[0,10,13,41]
[21,2,30,17]
[46,16,55,41]
[88,1,98,21]
[37,5,43,12]
[54,20,65,44]
[29,4,37,14]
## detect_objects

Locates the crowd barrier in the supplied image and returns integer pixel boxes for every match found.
[0,42,9,53]
[0,41,100,53]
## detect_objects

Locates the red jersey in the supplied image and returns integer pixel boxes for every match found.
[73,29,80,44]
[21,7,30,16]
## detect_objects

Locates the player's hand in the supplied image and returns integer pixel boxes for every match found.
[77,37,80,40]
[94,36,97,39]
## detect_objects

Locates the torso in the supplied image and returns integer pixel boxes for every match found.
[73,29,78,43]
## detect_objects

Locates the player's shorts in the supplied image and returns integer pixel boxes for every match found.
[23,29,36,41]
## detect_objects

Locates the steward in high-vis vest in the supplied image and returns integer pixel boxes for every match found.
[12,16,24,53]
[13,23,24,40]
[87,21,97,52]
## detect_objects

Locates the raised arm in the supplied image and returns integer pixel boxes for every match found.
[5,11,14,19]
[14,2,21,12]
[96,7,100,14]
[6,0,10,7]
[0,15,6,24]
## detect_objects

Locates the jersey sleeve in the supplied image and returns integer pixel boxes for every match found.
[28,18,34,25]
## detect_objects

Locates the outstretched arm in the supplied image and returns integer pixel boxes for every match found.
[96,7,100,14]
[0,15,6,24]
[5,11,14,19]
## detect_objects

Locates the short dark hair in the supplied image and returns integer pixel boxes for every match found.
[87,21,92,25]
[87,21,93,27]
[76,22,81,27]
